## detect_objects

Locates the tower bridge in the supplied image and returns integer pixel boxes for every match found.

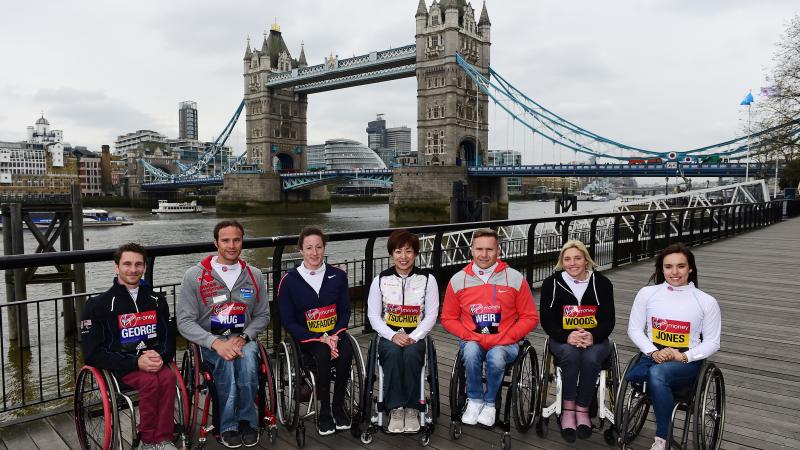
[139,0,796,222]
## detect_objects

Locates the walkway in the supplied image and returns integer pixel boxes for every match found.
[1,217,798,449]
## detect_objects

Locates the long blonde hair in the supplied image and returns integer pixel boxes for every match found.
[554,239,597,271]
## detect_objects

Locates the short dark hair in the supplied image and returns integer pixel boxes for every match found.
[214,220,245,241]
[297,226,328,248]
[472,227,498,243]
[114,242,147,265]
[387,229,420,255]
[649,242,699,286]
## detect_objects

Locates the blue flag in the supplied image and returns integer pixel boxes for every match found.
[740,91,754,106]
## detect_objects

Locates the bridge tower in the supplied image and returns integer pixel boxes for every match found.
[390,0,507,223]
[218,24,330,214]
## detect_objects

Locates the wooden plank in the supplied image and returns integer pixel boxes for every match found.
[45,413,82,450]
[0,422,38,450]
[22,419,70,450]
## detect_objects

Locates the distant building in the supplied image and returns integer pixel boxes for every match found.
[324,138,388,194]
[69,146,102,196]
[26,114,65,167]
[488,149,522,193]
[114,130,167,157]
[521,176,580,194]
[179,101,199,140]
[365,114,410,168]
[306,143,326,170]
[168,139,233,175]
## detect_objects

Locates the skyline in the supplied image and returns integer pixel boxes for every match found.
[2,0,798,164]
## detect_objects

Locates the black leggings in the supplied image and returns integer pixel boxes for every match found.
[299,334,354,414]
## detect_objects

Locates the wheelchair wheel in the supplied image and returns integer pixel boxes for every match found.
[171,363,191,445]
[74,366,116,450]
[180,344,202,438]
[256,341,278,433]
[693,363,725,450]
[534,340,554,438]
[344,332,365,437]
[448,350,467,423]
[276,339,301,431]
[426,336,440,421]
[615,354,649,445]
[511,340,539,433]
[357,335,379,438]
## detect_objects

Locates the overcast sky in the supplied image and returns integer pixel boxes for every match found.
[1,0,798,164]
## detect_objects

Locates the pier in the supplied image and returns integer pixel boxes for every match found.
[0,201,797,449]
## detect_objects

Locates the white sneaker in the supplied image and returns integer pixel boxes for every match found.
[477,404,496,427]
[650,437,666,450]
[388,408,405,433]
[461,399,484,425]
[404,408,420,432]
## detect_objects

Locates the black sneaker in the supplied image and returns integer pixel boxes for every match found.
[333,406,351,430]
[239,420,259,447]
[220,430,243,448]
[318,413,336,436]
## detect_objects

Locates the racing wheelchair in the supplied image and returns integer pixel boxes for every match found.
[74,362,189,450]
[356,334,440,446]
[534,337,620,444]
[615,352,726,450]
[448,338,539,450]
[275,332,365,447]
[180,339,278,449]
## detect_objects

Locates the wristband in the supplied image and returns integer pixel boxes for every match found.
[241,333,251,344]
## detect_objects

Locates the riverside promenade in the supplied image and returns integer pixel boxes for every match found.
[0,216,797,450]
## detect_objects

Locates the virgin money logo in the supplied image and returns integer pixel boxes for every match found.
[306,308,320,320]
[564,305,579,317]
[653,318,669,331]
[120,313,136,328]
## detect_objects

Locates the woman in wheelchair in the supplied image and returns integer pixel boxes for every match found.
[539,239,615,442]
[626,243,721,450]
[278,226,354,436]
[80,243,178,450]
[366,229,439,433]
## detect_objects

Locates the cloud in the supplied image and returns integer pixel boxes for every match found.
[32,87,165,132]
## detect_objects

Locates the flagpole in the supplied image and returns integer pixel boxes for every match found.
[745,103,751,182]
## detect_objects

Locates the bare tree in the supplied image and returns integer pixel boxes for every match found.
[751,14,800,165]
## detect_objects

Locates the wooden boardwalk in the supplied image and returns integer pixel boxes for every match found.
[1,217,798,450]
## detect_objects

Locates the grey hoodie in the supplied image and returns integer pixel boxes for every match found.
[177,255,270,349]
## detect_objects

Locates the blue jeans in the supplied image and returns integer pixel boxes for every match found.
[379,337,426,410]
[201,340,260,433]
[549,339,612,406]
[624,354,702,439]
[460,340,519,407]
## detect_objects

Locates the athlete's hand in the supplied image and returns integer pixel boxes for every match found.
[577,329,594,348]
[666,348,684,362]
[391,333,413,347]
[212,338,244,361]
[323,334,340,359]
[138,352,163,373]
[143,349,163,364]
[651,348,673,364]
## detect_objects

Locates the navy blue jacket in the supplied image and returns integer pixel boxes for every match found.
[277,265,350,342]
[80,278,174,376]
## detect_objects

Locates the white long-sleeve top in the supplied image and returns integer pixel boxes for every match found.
[627,282,721,363]
[367,267,439,342]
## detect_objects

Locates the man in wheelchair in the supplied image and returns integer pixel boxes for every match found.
[178,221,271,448]
[80,243,177,450]
[441,228,539,427]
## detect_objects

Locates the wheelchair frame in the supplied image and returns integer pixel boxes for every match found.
[73,362,189,450]
[356,334,440,446]
[179,340,278,449]
[534,336,620,444]
[447,338,539,450]
[275,332,366,447]
[615,352,726,450]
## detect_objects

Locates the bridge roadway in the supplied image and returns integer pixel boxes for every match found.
[141,163,774,191]
[1,217,797,449]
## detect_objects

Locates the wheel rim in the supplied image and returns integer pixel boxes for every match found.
[512,346,537,430]
[277,341,297,428]
[75,367,113,450]
[698,368,725,450]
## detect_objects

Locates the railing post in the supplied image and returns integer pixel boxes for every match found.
[632,213,641,262]
[271,244,285,351]
[648,212,657,258]
[432,232,444,283]
[687,209,696,246]
[611,215,621,268]
[699,209,705,244]
[664,210,672,247]
[588,217,599,261]
[676,209,684,243]
[363,237,376,333]
[525,220,540,287]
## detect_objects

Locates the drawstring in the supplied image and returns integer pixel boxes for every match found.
[592,273,600,306]
[110,296,115,311]
[549,282,556,308]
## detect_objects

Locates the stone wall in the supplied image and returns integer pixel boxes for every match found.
[216,172,330,214]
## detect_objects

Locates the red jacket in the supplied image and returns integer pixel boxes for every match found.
[441,260,539,350]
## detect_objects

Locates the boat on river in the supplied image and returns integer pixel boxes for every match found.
[0,208,133,229]
[151,200,203,214]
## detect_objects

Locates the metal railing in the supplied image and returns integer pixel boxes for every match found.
[0,200,792,419]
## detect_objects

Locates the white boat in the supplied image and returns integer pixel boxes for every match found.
[83,209,133,226]
[576,191,593,201]
[151,200,203,214]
